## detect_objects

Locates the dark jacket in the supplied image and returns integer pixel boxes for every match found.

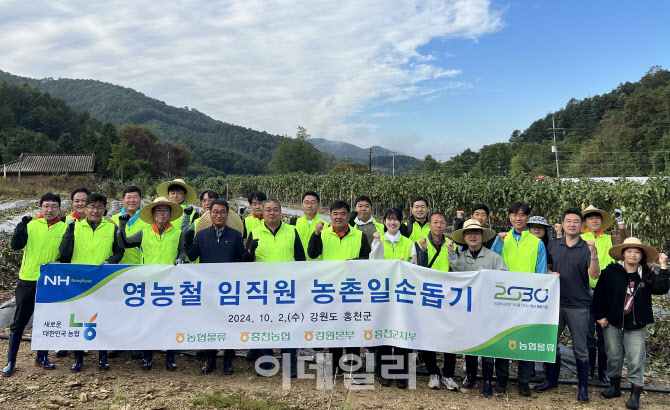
[185,226,248,263]
[593,262,670,329]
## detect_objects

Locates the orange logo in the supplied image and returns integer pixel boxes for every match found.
[509,340,517,350]
[176,333,185,343]
[304,331,314,341]
[240,332,250,343]
[364,330,373,340]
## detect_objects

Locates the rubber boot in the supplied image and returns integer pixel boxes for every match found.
[54,350,68,358]
[597,349,610,382]
[1,332,22,376]
[98,350,110,371]
[601,376,621,398]
[223,356,234,375]
[588,347,596,380]
[576,359,590,403]
[70,351,84,372]
[35,350,55,370]
[481,359,493,397]
[165,351,177,371]
[534,355,560,392]
[202,350,216,374]
[626,384,642,409]
[141,351,153,370]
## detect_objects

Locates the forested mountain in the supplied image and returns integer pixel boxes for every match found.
[438,66,670,177]
[0,70,415,175]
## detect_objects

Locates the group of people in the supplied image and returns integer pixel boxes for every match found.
[2,179,668,409]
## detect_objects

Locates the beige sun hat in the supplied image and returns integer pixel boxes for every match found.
[195,209,244,235]
[582,205,615,231]
[451,219,496,244]
[156,179,197,205]
[139,197,183,224]
[609,237,659,262]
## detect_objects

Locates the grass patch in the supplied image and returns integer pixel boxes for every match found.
[192,392,290,410]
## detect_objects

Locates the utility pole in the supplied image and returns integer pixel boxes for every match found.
[167,151,171,179]
[369,147,372,173]
[546,115,564,178]
[392,147,395,176]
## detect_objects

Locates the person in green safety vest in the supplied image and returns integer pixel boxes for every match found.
[118,196,186,371]
[414,212,461,392]
[242,191,267,240]
[59,193,124,373]
[2,193,66,377]
[308,200,371,380]
[560,205,628,383]
[373,207,415,389]
[491,201,547,397]
[156,178,198,227]
[245,198,305,377]
[111,185,150,265]
[350,195,384,245]
[66,186,91,222]
[400,197,431,242]
[290,191,330,261]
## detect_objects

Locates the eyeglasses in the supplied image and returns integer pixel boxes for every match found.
[86,205,104,211]
[41,204,60,210]
[211,210,228,216]
[431,221,447,226]
[302,200,318,205]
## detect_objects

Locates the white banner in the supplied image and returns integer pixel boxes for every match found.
[33,260,559,361]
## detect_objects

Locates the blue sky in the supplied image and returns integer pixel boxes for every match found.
[1,1,669,159]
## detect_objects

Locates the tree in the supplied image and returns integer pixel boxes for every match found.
[421,155,441,173]
[107,140,137,181]
[268,126,325,174]
[330,160,370,174]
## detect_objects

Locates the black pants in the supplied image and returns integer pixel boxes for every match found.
[377,346,410,377]
[495,359,533,384]
[330,347,360,374]
[9,280,37,334]
[424,352,478,377]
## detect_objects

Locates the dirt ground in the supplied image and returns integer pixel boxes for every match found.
[0,344,669,410]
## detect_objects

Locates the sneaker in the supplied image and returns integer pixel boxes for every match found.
[441,376,460,391]
[428,374,440,389]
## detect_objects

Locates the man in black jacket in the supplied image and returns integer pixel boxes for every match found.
[185,198,249,375]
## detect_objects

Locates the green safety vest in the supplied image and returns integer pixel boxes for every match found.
[66,213,82,223]
[405,220,431,243]
[320,228,363,261]
[19,218,67,281]
[170,204,195,227]
[501,229,540,273]
[251,223,297,262]
[112,212,150,264]
[71,218,116,265]
[383,235,413,261]
[419,234,451,272]
[581,231,615,288]
[140,224,181,265]
[244,214,263,239]
[295,215,330,261]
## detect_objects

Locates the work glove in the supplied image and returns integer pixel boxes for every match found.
[247,239,259,254]
[99,261,109,267]
[174,258,184,265]
[348,211,359,227]
[613,208,624,224]
[184,206,194,216]
[21,215,32,225]
[118,214,131,224]
[184,230,195,244]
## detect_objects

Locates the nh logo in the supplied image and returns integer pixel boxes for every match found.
[44,275,69,286]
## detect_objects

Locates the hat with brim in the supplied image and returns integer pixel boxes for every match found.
[156,179,197,205]
[196,209,245,235]
[609,237,659,262]
[451,218,496,244]
[528,216,551,227]
[582,205,615,231]
[139,197,183,224]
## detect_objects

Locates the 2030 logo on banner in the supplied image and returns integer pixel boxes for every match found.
[493,284,549,303]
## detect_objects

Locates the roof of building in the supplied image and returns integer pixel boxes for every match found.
[3,153,95,174]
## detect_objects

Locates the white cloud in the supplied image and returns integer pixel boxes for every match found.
[0,0,503,146]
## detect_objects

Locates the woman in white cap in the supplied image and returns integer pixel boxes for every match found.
[593,238,669,409]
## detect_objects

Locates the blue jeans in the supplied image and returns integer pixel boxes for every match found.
[603,325,646,385]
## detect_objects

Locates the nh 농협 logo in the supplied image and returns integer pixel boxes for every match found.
[70,313,98,340]
[494,284,549,303]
